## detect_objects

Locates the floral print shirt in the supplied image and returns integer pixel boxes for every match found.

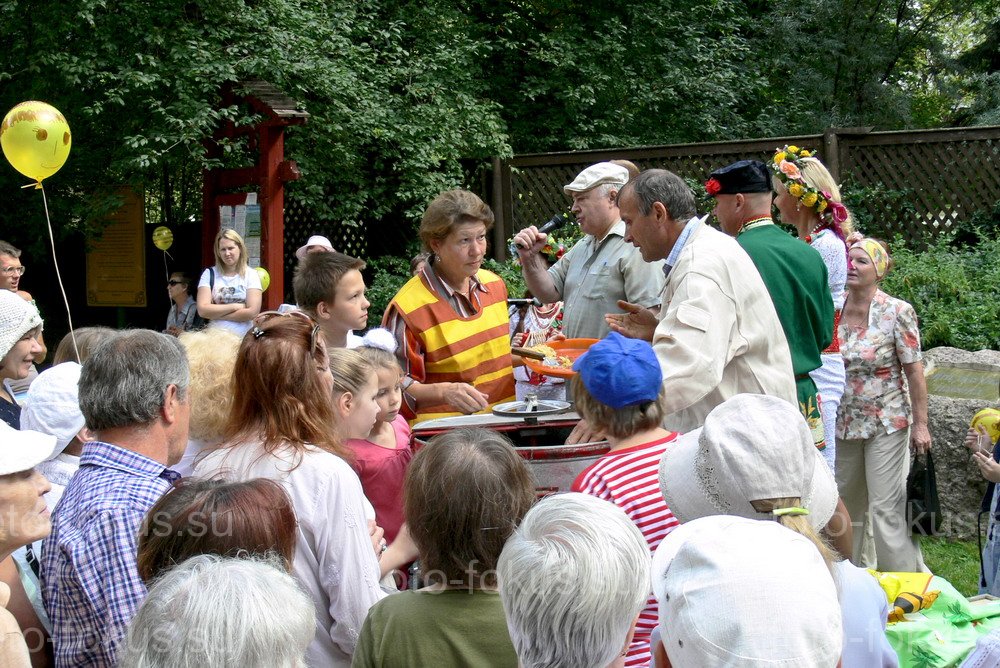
[837,289,922,440]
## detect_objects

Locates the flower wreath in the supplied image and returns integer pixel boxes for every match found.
[770,145,849,239]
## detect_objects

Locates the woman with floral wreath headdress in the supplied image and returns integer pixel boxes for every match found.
[770,146,853,473]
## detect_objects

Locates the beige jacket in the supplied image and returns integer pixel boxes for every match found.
[655,220,797,432]
[0,583,30,668]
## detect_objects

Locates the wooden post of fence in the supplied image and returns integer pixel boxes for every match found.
[822,129,841,183]
[500,160,514,262]
[491,156,506,262]
[823,127,873,185]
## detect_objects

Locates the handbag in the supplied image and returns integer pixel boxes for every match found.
[907,451,944,536]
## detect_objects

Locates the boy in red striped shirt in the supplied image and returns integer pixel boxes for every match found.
[570,332,680,668]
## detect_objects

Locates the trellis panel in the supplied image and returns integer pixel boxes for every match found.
[500,127,1000,250]
[281,200,369,303]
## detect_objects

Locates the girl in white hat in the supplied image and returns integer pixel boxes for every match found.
[656,393,898,668]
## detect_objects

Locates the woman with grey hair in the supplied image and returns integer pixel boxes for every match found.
[0,290,42,428]
[498,492,651,668]
[119,555,315,668]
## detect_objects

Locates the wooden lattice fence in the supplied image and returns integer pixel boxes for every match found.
[281,199,369,303]
[496,126,1000,258]
[275,126,1000,278]
[837,127,1000,239]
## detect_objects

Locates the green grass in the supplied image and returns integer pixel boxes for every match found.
[920,537,982,597]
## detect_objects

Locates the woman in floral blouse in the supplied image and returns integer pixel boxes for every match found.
[836,237,929,572]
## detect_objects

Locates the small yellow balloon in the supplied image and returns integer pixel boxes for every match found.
[152,226,173,251]
[256,267,270,292]
[972,408,1000,444]
[0,101,72,186]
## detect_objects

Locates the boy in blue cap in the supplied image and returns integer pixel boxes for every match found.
[570,331,679,668]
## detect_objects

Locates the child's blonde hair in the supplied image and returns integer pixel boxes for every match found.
[327,348,375,396]
[750,497,837,573]
[355,345,400,375]
[353,328,401,376]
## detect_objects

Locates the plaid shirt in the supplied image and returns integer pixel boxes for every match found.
[41,441,179,667]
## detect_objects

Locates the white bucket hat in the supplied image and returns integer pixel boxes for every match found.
[0,420,57,475]
[651,516,842,667]
[658,393,838,530]
[0,290,41,362]
[20,362,84,458]
[295,235,334,260]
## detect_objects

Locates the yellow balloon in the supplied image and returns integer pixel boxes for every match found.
[972,408,1000,444]
[256,267,270,292]
[152,226,173,251]
[0,101,72,185]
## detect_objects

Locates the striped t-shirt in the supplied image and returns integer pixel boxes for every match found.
[571,432,680,668]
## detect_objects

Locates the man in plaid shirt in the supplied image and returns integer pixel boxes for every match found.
[40,330,190,667]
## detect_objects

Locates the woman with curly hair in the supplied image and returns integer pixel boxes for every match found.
[173,327,241,476]
[771,146,853,471]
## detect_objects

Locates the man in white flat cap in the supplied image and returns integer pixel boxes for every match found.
[512,162,664,339]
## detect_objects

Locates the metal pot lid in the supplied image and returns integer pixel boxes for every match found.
[492,397,571,418]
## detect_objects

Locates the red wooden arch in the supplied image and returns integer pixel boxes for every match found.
[202,81,308,308]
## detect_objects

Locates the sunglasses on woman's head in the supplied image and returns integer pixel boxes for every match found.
[252,310,322,359]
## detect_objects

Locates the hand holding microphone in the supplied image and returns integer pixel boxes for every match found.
[510,214,570,258]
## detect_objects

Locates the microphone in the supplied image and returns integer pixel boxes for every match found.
[510,214,570,255]
[506,297,542,307]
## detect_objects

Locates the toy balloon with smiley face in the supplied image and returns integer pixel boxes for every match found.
[0,101,72,188]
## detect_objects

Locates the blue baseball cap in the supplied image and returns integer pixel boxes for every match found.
[573,332,662,408]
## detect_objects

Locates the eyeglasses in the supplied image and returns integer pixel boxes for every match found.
[252,310,321,359]
[1,265,25,277]
[167,280,185,286]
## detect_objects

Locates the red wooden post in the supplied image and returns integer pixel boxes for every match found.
[259,125,285,310]
[202,81,308,309]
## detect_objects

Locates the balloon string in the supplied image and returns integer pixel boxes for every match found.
[40,186,80,363]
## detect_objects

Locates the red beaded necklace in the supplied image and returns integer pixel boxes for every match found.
[804,220,832,244]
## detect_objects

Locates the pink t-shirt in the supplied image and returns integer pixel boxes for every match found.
[346,415,413,543]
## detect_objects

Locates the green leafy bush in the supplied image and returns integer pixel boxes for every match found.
[881,235,1000,351]
[364,254,413,330]
[483,258,526,301]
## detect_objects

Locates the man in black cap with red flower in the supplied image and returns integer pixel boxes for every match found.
[705,159,834,453]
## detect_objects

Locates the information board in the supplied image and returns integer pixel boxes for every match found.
[86,187,147,307]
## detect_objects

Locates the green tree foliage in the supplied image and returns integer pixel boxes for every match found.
[0,0,509,236]
[881,233,1000,350]
[0,0,995,244]
[737,0,973,133]
[474,0,762,152]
